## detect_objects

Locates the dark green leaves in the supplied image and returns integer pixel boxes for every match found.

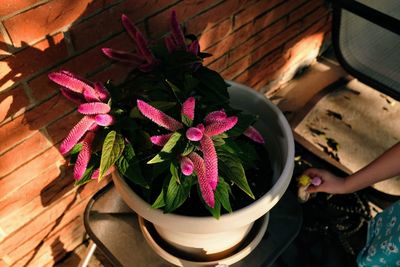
[152,163,195,212]
[147,132,182,164]
[217,146,255,199]
[116,143,148,188]
[194,67,229,103]
[207,177,233,219]
[99,131,125,181]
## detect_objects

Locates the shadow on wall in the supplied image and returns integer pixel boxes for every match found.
[0,1,124,266]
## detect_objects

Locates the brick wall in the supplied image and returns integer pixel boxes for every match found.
[0,0,331,265]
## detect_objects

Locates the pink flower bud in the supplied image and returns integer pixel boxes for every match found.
[186,127,203,141]
[181,97,195,120]
[180,157,194,176]
[243,126,265,144]
[150,134,172,146]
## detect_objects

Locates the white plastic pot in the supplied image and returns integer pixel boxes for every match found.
[112,81,295,263]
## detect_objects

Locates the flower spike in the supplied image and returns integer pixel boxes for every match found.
[243,126,265,144]
[74,132,95,180]
[137,100,183,131]
[181,97,195,120]
[200,135,218,190]
[188,40,199,55]
[170,10,186,49]
[204,110,227,124]
[93,82,110,102]
[60,88,85,104]
[78,102,110,115]
[204,116,238,136]
[102,48,144,66]
[95,114,114,126]
[188,152,215,208]
[60,116,96,155]
[48,71,93,94]
[150,134,172,146]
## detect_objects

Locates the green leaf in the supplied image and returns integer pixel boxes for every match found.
[99,131,125,181]
[116,143,149,188]
[69,143,83,164]
[181,114,193,127]
[206,200,221,219]
[151,190,166,209]
[217,147,255,199]
[212,133,228,147]
[194,67,229,103]
[215,177,232,213]
[165,79,181,93]
[181,143,195,156]
[183,74,199,92]
[164,163,191,212]
[74,164,96,186]
[147,132,182,164]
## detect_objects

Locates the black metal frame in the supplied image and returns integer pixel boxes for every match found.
[332,0,400,100]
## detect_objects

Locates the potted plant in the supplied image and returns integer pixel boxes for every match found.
[48,11,294,265]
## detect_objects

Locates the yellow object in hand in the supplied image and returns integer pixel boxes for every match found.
[298,174,312,186]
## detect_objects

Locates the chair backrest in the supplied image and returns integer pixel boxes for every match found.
[332,0,400,100]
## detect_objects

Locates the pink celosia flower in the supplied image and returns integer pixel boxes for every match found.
[74,132,95,180]
[49,71,114,178]
[150,134,173,146]
[163,11,200,56]
[188,152,214,208]
[204,110,227,124]
[102,14,158,72]
[200,135,218,190]
[181,97,195,121]
[243,126,265,144]
[78,102,111,115]
[204,116,238,137]
[59,116,96,155]
[137,100,183,131]
[180,156,194,176]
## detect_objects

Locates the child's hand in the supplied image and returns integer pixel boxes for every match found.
[302,168,347,194]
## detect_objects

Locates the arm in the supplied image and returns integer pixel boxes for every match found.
[304,142,400,194]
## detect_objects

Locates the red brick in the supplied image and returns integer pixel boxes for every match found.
[253,0,306,30]
[0,191,80,258]
[0,147,65,202]
[147,0,219,39]
[234,48,284,87]
[233,0,284,29]
[0,31,9,56]
[198,18,232,51]
[0,86,30,124]
[0,0,40,18]
[203,23,253,66]
[0,164,67,218]
[0,131,52,177]
[0,94,75,154]
[288,0,322,24]
[186,0,244,36]
[220,21,302,80]
[205,54,228,73]
[69,2,131,52]
[0,33,67,92]
[28,32,131,102]
[228,18,287,65]
[4,0,95,46]
[121,0,180,25]
[89,63,130,85]
[10,216,85,266]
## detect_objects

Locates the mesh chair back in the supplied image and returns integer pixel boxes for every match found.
[332,0,400,100]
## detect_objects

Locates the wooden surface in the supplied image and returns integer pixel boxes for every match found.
[269,57,400,196]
